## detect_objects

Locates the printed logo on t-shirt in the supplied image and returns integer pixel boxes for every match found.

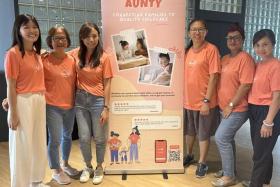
[188,59,197,66]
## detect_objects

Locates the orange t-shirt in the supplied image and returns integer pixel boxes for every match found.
[184,42,221,110]
[218,51,255,112]
[5,45,45,94]
[129,134,140,144]
[68,48,113,97]
[108,138,121,150]
[248,58,280,105]
[42,53,76,109]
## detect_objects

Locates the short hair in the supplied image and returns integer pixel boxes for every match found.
[253,29,276,46]
[159,53,170,62]
[119,40,129,48]
[46,26,71,49]
[227,23,245,40]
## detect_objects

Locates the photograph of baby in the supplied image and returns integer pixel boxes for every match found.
[138,48,175,86]
[111,29,150,71]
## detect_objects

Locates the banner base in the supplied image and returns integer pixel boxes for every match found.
[104,168,184,175]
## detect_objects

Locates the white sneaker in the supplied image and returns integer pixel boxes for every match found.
[92,167,104,185]
[52,171,71,185]
[61,164,79,176]
[80,167,93,183]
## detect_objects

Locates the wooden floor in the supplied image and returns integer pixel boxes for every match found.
[1,121,280,187]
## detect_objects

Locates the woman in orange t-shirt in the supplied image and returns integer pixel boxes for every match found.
[247,29,280,187]
[212,24,255,187]
[68,22,113,185]
[43,26,78,185]
[184,19,221,178]
[5,14,48,187]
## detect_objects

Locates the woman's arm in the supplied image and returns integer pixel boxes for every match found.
[200,73,219,115]
[6,78,19,130]
[260,91,280,138]
[100,78,112,125]
[223,84,252,118]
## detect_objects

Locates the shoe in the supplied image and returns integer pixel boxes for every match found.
[214,170,224,178]
[211,178,236,187]
[92,166,104,185]
[195,163,208,178]
[80,167,93,183]
[241,180,250,187]
[183,154,194,166]
[52,171,71,185]
[61,164,79,176]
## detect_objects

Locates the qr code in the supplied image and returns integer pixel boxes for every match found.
[168,150,180,162]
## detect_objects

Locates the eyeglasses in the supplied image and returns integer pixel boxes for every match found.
[52,36,67,42]
[225,35,242,42]
[190,28,207,33]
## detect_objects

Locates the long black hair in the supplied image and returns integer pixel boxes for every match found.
[11,14,41,57]
[78,22,103,68]
[185,19,207,51]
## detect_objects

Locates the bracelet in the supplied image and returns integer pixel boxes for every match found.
[104,105,109,111]
[263,120,274,127]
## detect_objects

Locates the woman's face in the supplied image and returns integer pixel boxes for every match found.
[253,36,274,59]
[188,21,207,45]
[20,20,39,45]
[52,28,67,51]
[123,44,129,50]
[82,28,99,51]
[136,41,142,50]
[226,31,243,53]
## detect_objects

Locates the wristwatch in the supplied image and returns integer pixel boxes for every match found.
[229,102,234,107]
[203,98,210,103]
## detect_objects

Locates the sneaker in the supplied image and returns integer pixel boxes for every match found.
[92,166,104,185]
[183,154,194,166]
[241,180,250,187]
[214,170,224,178]
[52,171,71,185]
[61,164,79,176]
[80,167,93,183]
[195,163,208,178]
[211,178,236,187]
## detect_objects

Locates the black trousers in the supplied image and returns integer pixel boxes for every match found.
[248,104,280,187]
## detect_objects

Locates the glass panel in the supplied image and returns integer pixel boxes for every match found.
[48,0,61,7]
[18,0,33,3]
[49,8,61,20]
[19,5,33,15]
[34,0,47,5]
[38,20,48,33]
[199,0,242,13]
[86,0,95,11]
[34,6,48,19]
[61,9,74,21]
[63,22,74,34]
[61,0,74,8]
[75,0,85,9]
[74,10,85,21]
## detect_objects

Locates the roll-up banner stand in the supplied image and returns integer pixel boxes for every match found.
[102,0,186,175]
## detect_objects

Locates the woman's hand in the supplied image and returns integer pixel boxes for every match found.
[222,105,233,118]
[2,98,9,111]
[8,111,19,130]
[200,103,210,115]
[260,124,273,138]
[100,108,109,125]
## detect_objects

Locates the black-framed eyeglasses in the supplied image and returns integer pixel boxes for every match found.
[190,28,207,33]
[52,36,67,42]
[225,35,242,41]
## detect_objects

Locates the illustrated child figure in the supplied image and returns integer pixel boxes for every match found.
[107,131,122,165]
[128,126,141,164]
[119,146,128,164]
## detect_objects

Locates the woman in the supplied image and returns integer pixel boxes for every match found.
[184,19,221,178]
[247,29,280,187]
[68,22,113,185]
[152,53,172,86]
[5,14,48,187]
[212,23,255,187]
[119,40,133,60]
[43,26,78,185]
[128,126,141,164]
[135,38,148,57]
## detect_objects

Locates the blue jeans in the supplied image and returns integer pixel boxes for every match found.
[75,89,108,165]
[46,104,75,169]
[110,150,119,162]
[130,144,139,161]
[215,111,248,177]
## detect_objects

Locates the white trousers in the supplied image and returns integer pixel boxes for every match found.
[9,93,47,187]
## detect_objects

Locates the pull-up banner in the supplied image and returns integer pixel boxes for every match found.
[102,0,186,174]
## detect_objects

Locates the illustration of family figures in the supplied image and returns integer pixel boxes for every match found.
[118,38,148,61]
[107,126,141,165]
